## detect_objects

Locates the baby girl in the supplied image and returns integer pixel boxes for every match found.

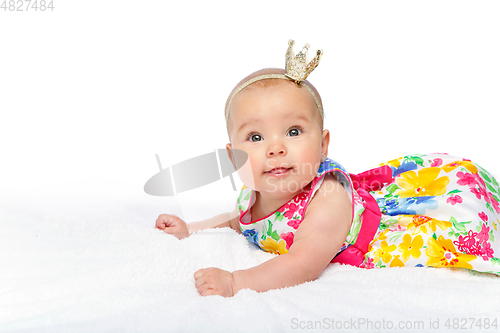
[156,40,500,297]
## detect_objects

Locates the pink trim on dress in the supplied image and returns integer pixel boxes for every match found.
[239,183,316,226]
[332,165,393,266]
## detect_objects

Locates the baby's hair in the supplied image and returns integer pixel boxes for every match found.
[224,68,324,131]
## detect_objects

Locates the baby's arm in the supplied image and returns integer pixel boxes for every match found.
[194,174,352,296]
[187,209,241,235]
[156,206,241,239]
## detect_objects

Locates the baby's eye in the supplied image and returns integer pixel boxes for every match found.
[287,128,302,137]
[248,134,263,142]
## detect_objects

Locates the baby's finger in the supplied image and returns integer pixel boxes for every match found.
[196,281,215,295]
[162,228,175,234]
[193,268,207,280]
[194,275,207,289]
[162,215,179,228]
[155,216,167,229]
[200,288,219,297]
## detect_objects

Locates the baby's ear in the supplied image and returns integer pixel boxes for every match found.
[226,144,236,170]
[321,129,330,162]
[225,145,249,171]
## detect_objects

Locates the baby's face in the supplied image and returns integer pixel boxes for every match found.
[226,81,329,198]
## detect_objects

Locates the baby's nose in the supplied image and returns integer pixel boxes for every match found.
[267,145,286,157]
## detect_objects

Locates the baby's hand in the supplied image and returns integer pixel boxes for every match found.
[194,268,235,297]
[155,214,189,239]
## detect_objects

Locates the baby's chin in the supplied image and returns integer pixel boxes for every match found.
[238,164,318,194]
[256,179,314,196]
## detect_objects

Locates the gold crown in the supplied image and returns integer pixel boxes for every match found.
[285,39,323,84]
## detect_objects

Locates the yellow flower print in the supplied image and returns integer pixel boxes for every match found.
[396,216,413,228]
[406,215,453,234]
[396,167,449,198]
[382,157,403,169]
[441,160,478,174]
[390,255,405,267]
[401,215,431,234]
[427,218,452,232]
[373,240,397,263]
[368,229,390,252]
[398,234,423,261]
[426,235,476,269]
[376,229,390,241]
[260,237,288,255]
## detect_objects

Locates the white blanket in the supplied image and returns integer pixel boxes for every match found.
[1,180,499,333]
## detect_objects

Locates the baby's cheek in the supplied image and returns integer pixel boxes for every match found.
[299,160,320,177]
[293,151,320,177]
[237,160,256,189]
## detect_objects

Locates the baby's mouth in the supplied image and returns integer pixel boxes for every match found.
[265,167,293,175]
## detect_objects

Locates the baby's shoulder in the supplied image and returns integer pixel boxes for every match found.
[301,173,353,233]
[308,173,351,212]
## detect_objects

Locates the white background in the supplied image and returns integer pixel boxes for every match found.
[1,0,499,219]
[1,3,500,331]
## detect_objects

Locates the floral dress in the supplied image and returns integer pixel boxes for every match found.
[363,154,500,273]
[238,158,368,263]
[238,153,500,275]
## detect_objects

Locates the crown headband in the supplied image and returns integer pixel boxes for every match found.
[225,40,323,123]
